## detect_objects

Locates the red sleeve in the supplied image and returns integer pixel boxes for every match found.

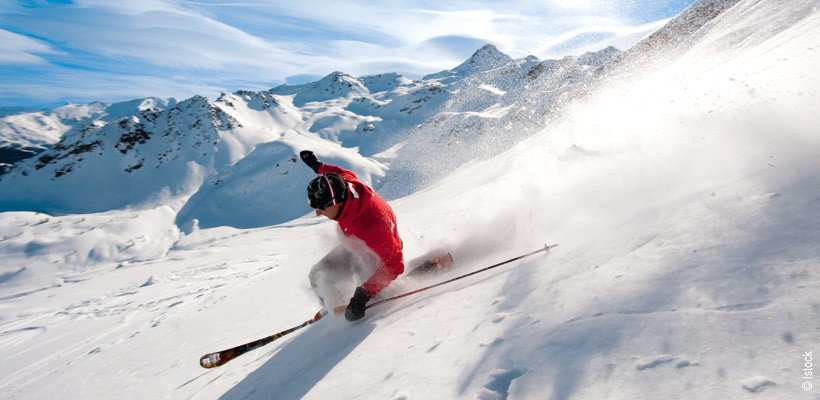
[317,164,358,181]
[362,234,404,296]
[360,211,404,296]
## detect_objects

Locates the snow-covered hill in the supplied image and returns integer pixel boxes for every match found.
[0,98,177,167]
[0,99,176,146]
[0,94,293,213]
[1,0,819,399]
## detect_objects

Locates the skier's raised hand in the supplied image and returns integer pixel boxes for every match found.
[299,150,322,173]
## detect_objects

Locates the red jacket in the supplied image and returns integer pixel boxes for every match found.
[318,164,404,296]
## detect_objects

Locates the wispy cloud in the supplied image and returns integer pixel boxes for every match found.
[0,28,60,64]
[0,0,696,108]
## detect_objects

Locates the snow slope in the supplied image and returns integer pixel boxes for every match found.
[1,0,819,399]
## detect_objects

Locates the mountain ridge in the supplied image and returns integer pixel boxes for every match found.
[0,44,623,221]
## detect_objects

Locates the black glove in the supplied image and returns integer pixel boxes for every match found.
[299,150,322,174]
[345,286,371,321]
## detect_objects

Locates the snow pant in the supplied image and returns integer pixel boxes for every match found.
[308,246,364,309]
[308,240,402,309]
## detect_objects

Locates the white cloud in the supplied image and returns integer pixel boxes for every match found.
[549,0,595,10]
[0,29,60,64]
[414,8,525,21]
[0,69,229,106]
[71,0,180,14]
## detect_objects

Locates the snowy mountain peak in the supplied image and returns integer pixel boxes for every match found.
[216,90,281,112]
[577,46,620,67]
[422,43,515,82]
[0,98,177,170]
[0,90,290,213]
[359,73,412,94]
[176,94,212,110]
[103,97,177,118]
[286,71,370,106]
[462,44,513,69]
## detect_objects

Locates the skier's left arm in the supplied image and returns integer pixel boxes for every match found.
[361,217,404,297]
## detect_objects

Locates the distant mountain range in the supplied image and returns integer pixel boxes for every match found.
[0,0,742,230]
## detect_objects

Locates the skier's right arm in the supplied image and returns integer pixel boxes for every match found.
[299,150,358,181]
[317,164,357,181]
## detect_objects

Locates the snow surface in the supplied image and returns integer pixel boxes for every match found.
[1,0,820,399]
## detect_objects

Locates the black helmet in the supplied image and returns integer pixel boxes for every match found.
[307,173,348,209]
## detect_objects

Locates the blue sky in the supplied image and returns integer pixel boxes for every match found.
[0,0,696,109]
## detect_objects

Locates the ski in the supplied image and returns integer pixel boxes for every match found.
[199,309,326,369]
[199,252,454,369]
[405,252,455,277]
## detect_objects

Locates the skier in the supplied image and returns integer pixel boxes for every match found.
[299,150,404,321]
